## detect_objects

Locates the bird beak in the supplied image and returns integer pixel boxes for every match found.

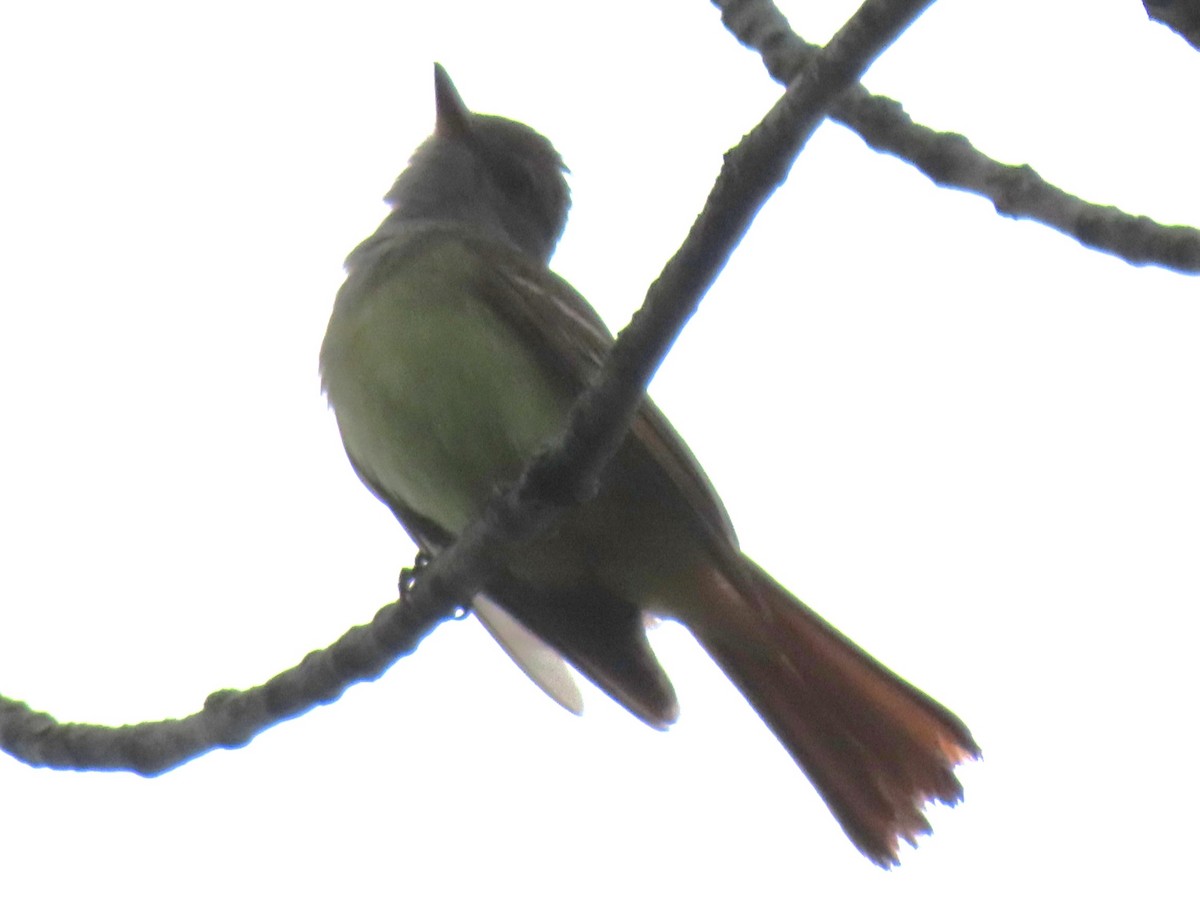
[434,63,472,139]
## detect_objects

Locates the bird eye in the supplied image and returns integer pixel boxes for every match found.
[493,158,536,204]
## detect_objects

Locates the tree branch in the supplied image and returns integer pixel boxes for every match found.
[715,0,1200,274]
[1144,0,1200,49]
[1,0,936,775]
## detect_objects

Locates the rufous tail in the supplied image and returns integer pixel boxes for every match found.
[695,558,979,867]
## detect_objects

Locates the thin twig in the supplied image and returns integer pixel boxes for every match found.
[1144,0,1200,50]
[715,0,1200,273]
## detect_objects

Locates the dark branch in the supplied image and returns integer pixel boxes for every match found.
[715,0,1200,274]
[536,0,939,499]
[1144,0,1200,49]
[0,561,443,775]
[1,0,935,775]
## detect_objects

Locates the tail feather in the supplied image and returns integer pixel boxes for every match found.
[696,558,979,867]
[483,574,680,729]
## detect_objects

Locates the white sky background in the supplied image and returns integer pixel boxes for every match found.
[1,1,1197,896]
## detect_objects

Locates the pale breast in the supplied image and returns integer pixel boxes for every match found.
[321,237,573,536]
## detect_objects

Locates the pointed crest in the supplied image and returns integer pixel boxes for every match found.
[433,63,472,139]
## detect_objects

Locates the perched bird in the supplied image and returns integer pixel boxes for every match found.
[320,64,978,866]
